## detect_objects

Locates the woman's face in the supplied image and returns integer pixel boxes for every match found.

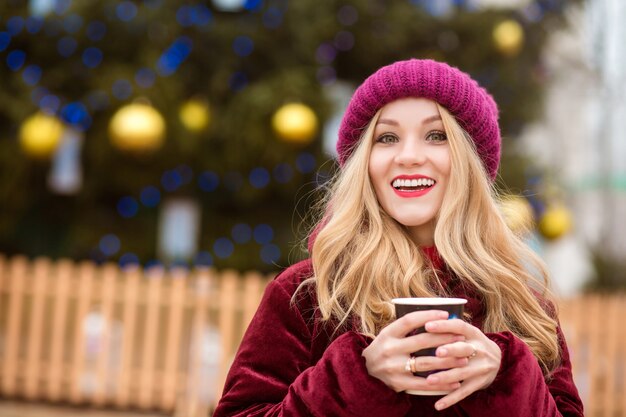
[368,97,451,246]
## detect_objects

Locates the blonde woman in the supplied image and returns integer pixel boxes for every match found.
[213,59,583,416]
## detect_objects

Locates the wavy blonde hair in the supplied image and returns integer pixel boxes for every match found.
[304,103,560,374]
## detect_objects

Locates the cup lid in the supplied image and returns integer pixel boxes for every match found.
[391,297,467,305]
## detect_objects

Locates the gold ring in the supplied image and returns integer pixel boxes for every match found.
[468,343,478,359]
[405,357,417,373]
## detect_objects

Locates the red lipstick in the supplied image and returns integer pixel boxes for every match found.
[391,175,436,198]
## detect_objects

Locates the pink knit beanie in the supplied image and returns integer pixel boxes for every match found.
[337,59,501,180]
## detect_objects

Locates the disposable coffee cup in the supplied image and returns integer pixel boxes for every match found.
[392,297,467,395]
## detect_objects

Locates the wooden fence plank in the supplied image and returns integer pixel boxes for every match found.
[588,294,602,417]
[161,269,187,411]
[137,267,164,410]
[561,297,589,404]
[602,295,619,417]
[216,270,238,402]
[24,258,50,399]
[615,294,626,417]
[181,268,213,417]
[242,272,263,331]
[69,261,95,403]
[47,259,73,401]
[115,266,141,408]
[93,263,118,406]
[1,256,28,396]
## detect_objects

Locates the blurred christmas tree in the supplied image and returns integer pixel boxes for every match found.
[0,0,573,271]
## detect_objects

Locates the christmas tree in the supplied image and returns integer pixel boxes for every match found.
[0,0,573,271]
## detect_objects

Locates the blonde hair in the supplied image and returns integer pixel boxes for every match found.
[303,104,560,375]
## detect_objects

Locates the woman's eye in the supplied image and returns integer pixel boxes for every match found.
[376,134,398,144]
[427,131,447,143]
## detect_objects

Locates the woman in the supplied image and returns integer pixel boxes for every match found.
[213,59,583,416]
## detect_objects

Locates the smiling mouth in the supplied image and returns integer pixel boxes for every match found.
[391,178,436,192]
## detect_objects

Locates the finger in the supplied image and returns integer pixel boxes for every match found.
[425,318,477,337]
[395,374,461,394]
[435,341,477,359]
[397,332,464,354]
[425,363,475,385]
[410,355,469,373]
[383,310,449,338]
[434,378,484,410]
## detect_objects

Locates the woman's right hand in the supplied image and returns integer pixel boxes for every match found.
[362,310,468,394]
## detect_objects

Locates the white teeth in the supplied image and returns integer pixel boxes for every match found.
[392,178,435,188]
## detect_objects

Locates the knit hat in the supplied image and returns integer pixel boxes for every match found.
[337,59,501,180]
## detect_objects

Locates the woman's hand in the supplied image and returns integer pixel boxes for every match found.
[362,310,468,394]
[423,318,502,410]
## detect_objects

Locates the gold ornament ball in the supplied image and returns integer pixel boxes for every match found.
[539,205,573,240]
[493,20,524,56]
[179,99,211,132]
[109,103,165,152]
[272,103,318,144]
[499,195,534,236]
[19,112,65,159]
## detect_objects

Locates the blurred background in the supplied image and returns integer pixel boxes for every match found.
[0,0,625,416]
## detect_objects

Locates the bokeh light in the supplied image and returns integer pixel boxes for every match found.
[156,37,193,77]
[262,7,283,28]
[7,50,26,71]
[39,94,61,113]
[86,21,107,41]
[260,243,281,264]
[253,224,274,245]
[25,17,44,34]
[135,68,157,88]
[57,36,77,57]
[6,16,24,36]
[337,5,358,26]
[140,186,161,207]
[112,79,133,100]
[213,237,235,258]
[99,234,121,256]
[82,47,103,68]
[229,71,248,91]
[231,223,252,244]
[194,251,214,266]
[116,1,139,22]
[295,152,316,174]
[63,14,83,33]
[22,65,42,86]
[0,32,11,52]
[161,170,183,192]
[119,252,140,267]
[273,163,293,184]
[233,36,254,57]
[117,196,140,218]
[61,102,91,129]
[198,171,219,192]
[249,167,270,189]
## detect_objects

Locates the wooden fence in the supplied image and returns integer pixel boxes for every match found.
[0,255,273,416]
[0,254,624,416]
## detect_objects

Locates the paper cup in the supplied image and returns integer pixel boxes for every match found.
[392,297,467,395]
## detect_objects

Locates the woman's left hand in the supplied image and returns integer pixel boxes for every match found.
[423,318,502,411]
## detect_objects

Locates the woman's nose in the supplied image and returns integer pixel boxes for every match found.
[394,139,426,166]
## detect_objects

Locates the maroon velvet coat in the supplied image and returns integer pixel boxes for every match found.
[213,254,584,416]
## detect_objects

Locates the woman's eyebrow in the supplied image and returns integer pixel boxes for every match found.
[376,115,442,127]
[422,115,442,125]
[376,118,398,126]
